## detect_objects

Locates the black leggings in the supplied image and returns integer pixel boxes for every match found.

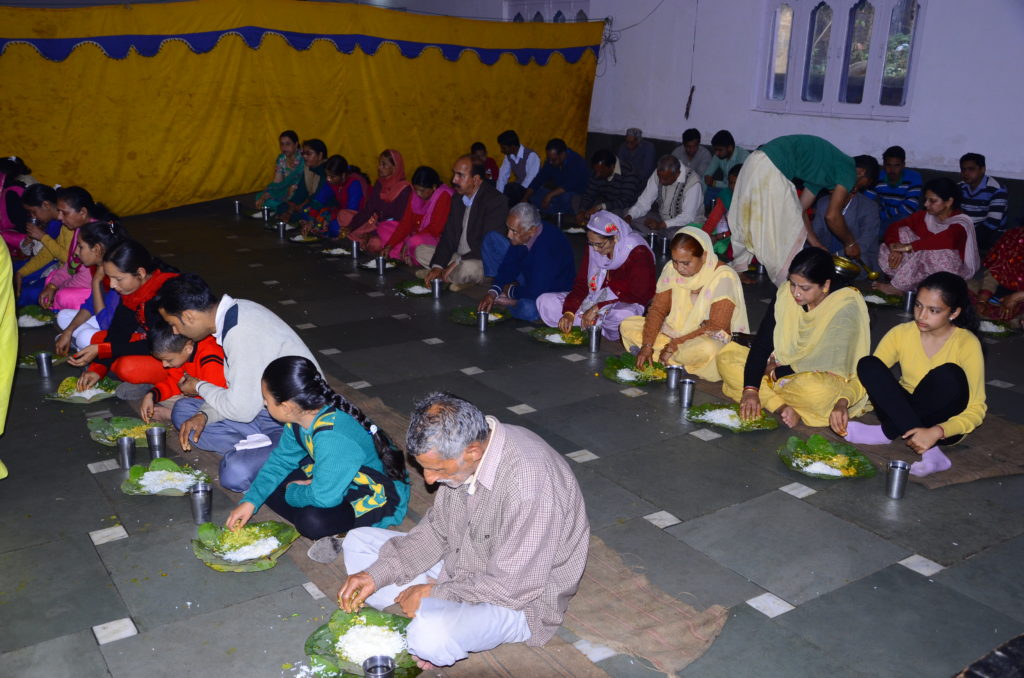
[856,356,968,445]
[264,469,385,540]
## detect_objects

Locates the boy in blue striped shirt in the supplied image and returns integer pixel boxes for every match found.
[959,152,1008,251]
[868,145,922,231]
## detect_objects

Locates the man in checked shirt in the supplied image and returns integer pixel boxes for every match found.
[337,392,590,669]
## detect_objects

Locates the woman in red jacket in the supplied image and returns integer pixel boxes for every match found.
[536,211,656,341]
[68,240,178,391]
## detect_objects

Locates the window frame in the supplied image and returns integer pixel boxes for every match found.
[755,0,926,121]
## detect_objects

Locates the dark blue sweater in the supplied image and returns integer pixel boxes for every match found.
[494,224,576,302]
[529,149,589,194]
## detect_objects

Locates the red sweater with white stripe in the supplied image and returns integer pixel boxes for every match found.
[151,336,227,401]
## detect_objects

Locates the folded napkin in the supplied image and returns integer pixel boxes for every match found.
[233,434,273,451]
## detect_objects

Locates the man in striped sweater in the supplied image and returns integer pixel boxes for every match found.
[960,152,1009,251]
[870,145,923,231]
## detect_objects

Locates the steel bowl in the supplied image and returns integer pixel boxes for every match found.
[833,255,861,281]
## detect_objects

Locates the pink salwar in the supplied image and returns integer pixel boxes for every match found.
[43,264,92,310]
[373,219,438,266]
[878,227,970,292]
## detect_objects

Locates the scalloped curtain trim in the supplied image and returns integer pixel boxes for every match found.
[0,27,600,64]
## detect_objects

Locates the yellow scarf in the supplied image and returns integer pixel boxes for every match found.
[656,226,749,337]
[772,284,869,376]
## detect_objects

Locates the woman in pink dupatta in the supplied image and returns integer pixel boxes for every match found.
[536,211,657,341]
[876,177,980,294]
[371,165,453,264]
[346,150,413,248]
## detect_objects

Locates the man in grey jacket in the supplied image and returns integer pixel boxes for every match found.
[154,274,320,492]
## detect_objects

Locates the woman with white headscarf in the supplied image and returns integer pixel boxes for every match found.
[536,211,656,341]
[621,226,749,382]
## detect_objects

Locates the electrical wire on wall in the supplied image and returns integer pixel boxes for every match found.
[596,0,667,78]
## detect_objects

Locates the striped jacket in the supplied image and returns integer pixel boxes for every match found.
[959,175,1008,232]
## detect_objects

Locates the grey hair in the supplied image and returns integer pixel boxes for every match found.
[657,154,681,172]
[625,127,642,139]
[406,392,490,459]
[508,202,541,230]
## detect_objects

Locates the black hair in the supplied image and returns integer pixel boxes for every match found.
[960,152,985,168]
[262,356,407,482]
[153,272,217,317]
[21,183,58,207]
[470,141,487,154]
[55,186,118,222]
[302,138,328,157]
[103,239,176,276]
[148,319,191,355]
[410,165,442,188]
[728,163,743,179]
[589,149,617,168]
[545,138,568,154]
[324,155,348,176]
[0,156,31,177]
[669,231,705,258]
[854,154,880,185]
[788,247,846,290]
[497,130,519,147]
[882,145,906,162]
[682,128,701,144]
[280,130,299,144]
[917,272,979,335]
[923,177,961,210]
[710,130,735,148]
[78,219,129,252]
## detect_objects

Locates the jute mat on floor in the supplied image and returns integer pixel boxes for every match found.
[694,380,1024,489]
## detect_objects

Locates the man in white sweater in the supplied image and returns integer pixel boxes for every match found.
[154,274,320,492]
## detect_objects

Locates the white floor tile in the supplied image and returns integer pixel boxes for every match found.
[573,638,617,663]
[87,459,121,474]
[566,449,599,463]
[248,263,263,268]
[392,313,411,320]
[898,554,945,577]
[507,403,536,415]
[345,273,360,279]
[562,353,587,362]
[85,408,113,419]
[262,280,279,285]
[779,482,817,499]
[690,428,722,441]
[746,592,795,618]
[366,291,386,298]
[278,299,297,305]
[295,323,317,330]
[620,387,646,397]
[89,525,129,546]
[319,348,341,356]
[460,366,484,375]
[987,379,1015,389]
[422,337,444,345]
[92,617,138,645]
[643,510,681,529]
[302,581,327,600]
[236,247,252,253]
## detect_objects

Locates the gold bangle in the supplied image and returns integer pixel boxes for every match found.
[563,311,575,319]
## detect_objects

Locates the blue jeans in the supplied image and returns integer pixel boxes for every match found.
[481,230,511,279]
[508,298,539,322]
[171,397,283,492]
[529,188,577,215]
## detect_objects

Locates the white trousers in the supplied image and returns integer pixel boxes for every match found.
[342,527,532,666]
[55,309,102,351]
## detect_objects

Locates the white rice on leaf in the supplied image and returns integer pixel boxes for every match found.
[799,460,844,477]
[334,624,407,666]
[322,247,350,255]
[546,334,567,344]
[405,284,430,294]
[979,320,1006,334]
[18,315,48,328]
[66,387,108,400]
[694,408,743,428]
[616,368,641,382]
[221,536,281,562]
[139,470,203,494]
[863,295,888,305]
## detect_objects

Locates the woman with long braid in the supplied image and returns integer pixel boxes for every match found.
[225,357,410,545]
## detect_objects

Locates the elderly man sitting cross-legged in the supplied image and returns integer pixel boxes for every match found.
[337,392,590,670]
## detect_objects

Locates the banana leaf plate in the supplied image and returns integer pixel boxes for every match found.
[860,291,902,307]
[978,319,1014,338]
[321,247,351,256]
[777,434,877,479]
[120,458,209,496]
[685,402,779,432]
[528,326,587,347]
[289,233,320,243]
[191,521,300,573]
[394,280,434,297]
[305,608,421,677]
[88,416,170,447]
[602,352,668,385]
[358,258,401,270]
[47,376,119,403]
[17,304,55,328]
[18,352,68,368]
[449,307,510,326]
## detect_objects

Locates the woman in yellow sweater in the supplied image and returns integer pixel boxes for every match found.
[834,272,986,477]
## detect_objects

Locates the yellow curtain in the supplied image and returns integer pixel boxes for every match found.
[0,0,602,216]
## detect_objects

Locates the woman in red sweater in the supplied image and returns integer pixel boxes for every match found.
[536,211,656,341]
[876,177,980,294]
[68,240,178,391]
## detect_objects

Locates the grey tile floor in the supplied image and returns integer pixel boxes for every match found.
[2,197,1023,677]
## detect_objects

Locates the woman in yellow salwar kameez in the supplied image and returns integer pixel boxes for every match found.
[0,244,16,479]
[718,248,870,428]
[621,227,749,382]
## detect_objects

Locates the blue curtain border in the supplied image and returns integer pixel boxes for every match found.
[0,27,600,65]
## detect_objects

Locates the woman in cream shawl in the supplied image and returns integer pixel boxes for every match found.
[621,226,748,382]
[718,248,870,428]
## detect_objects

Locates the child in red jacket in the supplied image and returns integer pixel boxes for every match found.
[139,323,226,424]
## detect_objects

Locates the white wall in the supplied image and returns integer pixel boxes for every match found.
[588,0,1024,179]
